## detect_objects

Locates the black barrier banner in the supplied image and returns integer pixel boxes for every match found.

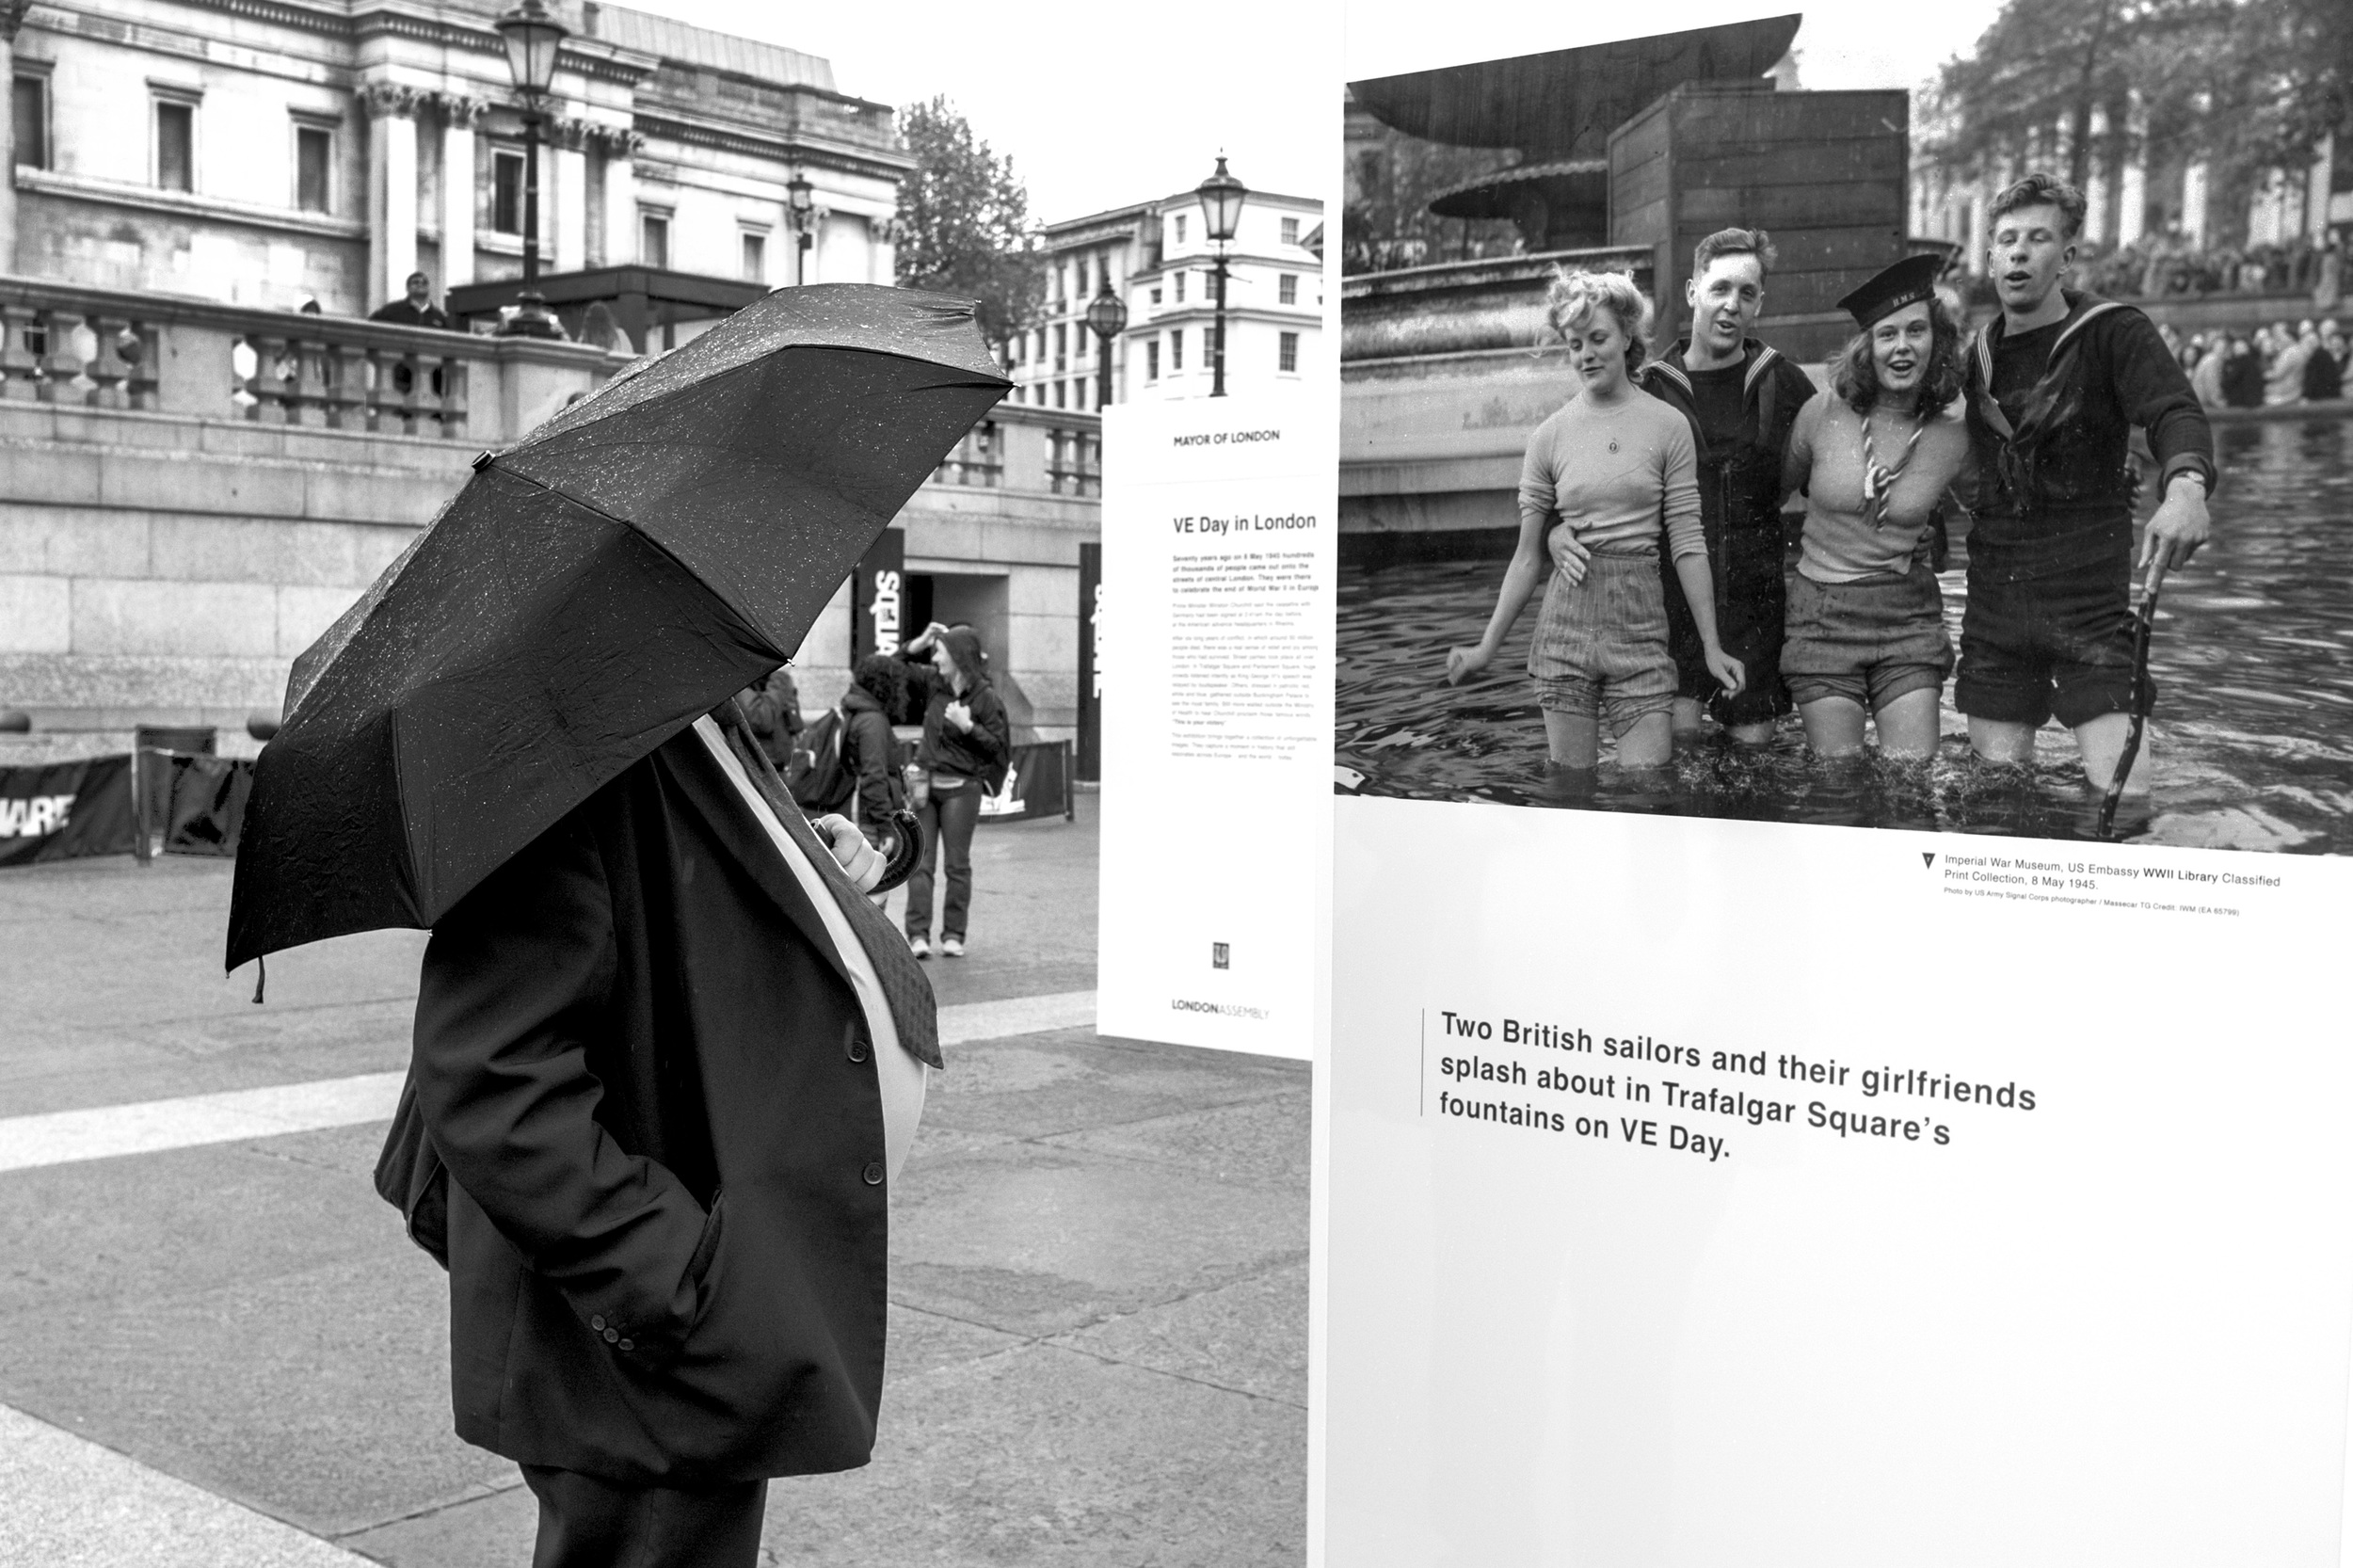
[1078,540,1102,782]
[164,753,255,857]
[853,527,907,663]
[0,755,136,866]
[978,741,1073,824]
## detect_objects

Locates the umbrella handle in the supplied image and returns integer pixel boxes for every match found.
[870,808,924,896]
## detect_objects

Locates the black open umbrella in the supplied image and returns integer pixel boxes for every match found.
[226,284,1008,972]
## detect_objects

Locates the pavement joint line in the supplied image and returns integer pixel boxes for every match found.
[0,991,1098,1175]
[0,1400,373,1566]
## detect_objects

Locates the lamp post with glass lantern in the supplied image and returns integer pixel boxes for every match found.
[493,0,566,338]
[1194,155,1245,397]
[788,172,815,285]
[1084,277,1127,408]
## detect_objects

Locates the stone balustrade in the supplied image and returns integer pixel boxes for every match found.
[0,275,618,445]
[1340,247,1657,362]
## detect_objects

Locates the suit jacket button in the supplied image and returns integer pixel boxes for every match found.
[861,1160,884,1185]
[603,1327,619,1344]
[617,1338,634,1352]
[847,1036,871,1064]
[590,1316,606,1331]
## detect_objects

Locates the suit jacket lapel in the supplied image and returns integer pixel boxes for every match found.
[657,728,858,996]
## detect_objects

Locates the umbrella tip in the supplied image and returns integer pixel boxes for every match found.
[471,450,496,471]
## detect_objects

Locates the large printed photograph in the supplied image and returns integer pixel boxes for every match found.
[1335,11,2353,855]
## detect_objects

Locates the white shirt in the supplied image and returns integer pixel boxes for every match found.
[693,716,927,1183]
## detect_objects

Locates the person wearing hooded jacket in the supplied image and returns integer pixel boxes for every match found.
[897,623,1010,958]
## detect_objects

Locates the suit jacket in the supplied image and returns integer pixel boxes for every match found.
[381,724,905,1485]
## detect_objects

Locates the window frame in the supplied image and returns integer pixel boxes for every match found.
[490,148,524,235]
[11,65,50,172]
[638,206,672,269]
[1281,216,1301,246]
[739,226,769,284]
[1278,330,1300,375]
[152,88,200,194]
[1170,328,1184,372]
[1278,272,1299,306]
[1145,338,1160,382]
[291,116,337,216]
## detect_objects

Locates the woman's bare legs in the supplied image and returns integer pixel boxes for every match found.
[1871,688,1942,758]
[1542,710,1601,770]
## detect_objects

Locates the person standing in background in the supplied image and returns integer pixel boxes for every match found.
[738,666,803,770]
[898,623,1009,958]
[369,271,452,329]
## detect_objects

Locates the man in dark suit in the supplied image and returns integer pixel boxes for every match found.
[383,701,936,1567]
[370,271,453,329]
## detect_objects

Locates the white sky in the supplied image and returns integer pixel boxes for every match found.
[628,2,2004,225]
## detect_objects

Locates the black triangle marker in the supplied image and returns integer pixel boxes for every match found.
[1922,853,1936,869]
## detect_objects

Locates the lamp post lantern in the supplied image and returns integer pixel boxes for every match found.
[1084,276,1127,408]
[494,0,567,338]
[1195,155,1245,397]
[787,171,815,285]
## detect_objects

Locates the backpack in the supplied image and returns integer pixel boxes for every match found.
[785,709,854,814]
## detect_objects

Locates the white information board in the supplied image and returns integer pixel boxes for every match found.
[1096,395,1334,1060]
[1321,801,2353,1564]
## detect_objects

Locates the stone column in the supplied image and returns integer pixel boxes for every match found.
[874,216,902,286]
[1968,184,1990,274]
[602,129,641,267]
[2182,161,2210,248]
[2117,95,2148,248]
[361,84,420,312]
[2084,106,2112,246]
[2308,134,2335,241]
[552,119,587,275]
[438,94,484,289]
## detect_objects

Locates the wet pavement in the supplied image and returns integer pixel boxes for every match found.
[0,794,1309,1566]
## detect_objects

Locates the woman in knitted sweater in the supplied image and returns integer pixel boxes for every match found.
[1446,269,1742,769]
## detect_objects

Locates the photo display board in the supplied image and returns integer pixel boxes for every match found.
[1097,394,1335,1060]
[1317,6,2353,1562]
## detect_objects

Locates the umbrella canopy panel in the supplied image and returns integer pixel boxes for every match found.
[228,284,1009,970]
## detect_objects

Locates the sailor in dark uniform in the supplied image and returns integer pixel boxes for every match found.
[1955,172,2216,791]
[1634,227,1819,745]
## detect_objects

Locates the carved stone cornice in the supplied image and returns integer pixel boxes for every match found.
[0,0,34,45]
[585,125,645,156]
[426,91,488,129]
[357,81,421,120]
[547,116,593,153]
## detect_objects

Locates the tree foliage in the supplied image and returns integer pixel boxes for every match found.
[892,97,1043,354]
[1928,0,2351,192]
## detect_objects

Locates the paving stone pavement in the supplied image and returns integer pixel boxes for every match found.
[0,797,1310,1566]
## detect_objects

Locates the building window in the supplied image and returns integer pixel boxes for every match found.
[153,98,196,192]
[1281,216,1301,246]
[12,74,47,170]
[1174,272,1185,303]
[1074,377,1087,411]
[1279,331,1300,373]
[294,123,333,214]
[1075,323,1089,356]
[1075,257,1088,296]
[741,230,767,282]
[1171,329,1183,371]
[1054,379,1066,408]
[1148,285,1161,306]
[1053,323,1066,368]
[1146,339,1160,381]
[640,210,670,269]
[1174,214,1187,246]
[491,150,523,234]
[1278,272,1298,306]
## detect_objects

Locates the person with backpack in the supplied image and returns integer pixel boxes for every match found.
[897,623,1010,958]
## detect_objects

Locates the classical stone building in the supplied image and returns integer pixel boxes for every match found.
[1011,183,1323,411]
[0,2,1097,753]
[1,0,903,312]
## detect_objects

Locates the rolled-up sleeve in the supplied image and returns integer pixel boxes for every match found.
[411,813,712,1365]
[1517,418,1560,525]
[2112,311,2217,499]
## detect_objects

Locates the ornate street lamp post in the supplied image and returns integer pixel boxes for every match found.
[1084,275,1128,408]
[788,172,815,285]
[494,0,567,338]
[1194,155,1245,397]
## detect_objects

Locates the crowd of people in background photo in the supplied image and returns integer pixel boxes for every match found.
[2166,315,2353,408]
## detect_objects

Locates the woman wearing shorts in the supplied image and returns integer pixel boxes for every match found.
[1780,254,1973,758]
[1447,269,1742,768]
